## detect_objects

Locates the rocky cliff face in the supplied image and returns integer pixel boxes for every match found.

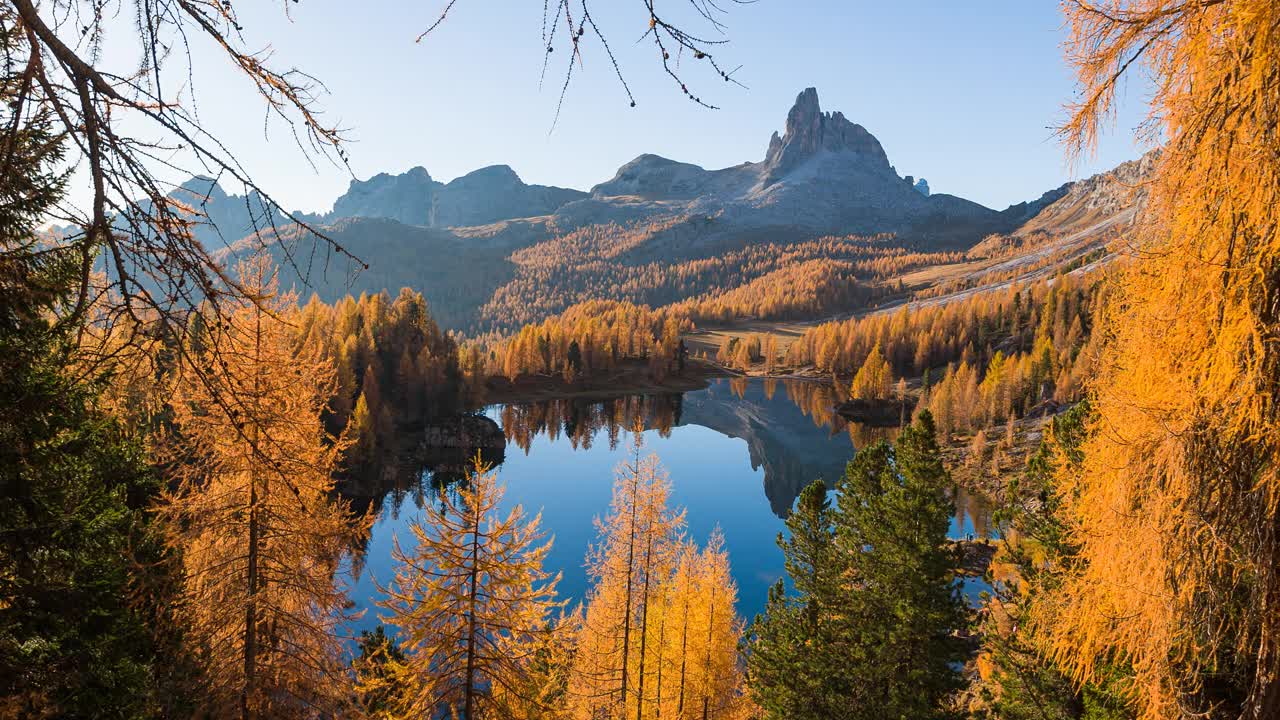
[1012,150,1157,237]
[968,151,1156,262]
[433,165,585,227]
[168,176,285,249]
[760,86,891,187]
[739,88,999,239]
[331,166,436,226]
[584,87,1000,241]
[324,164,585,228]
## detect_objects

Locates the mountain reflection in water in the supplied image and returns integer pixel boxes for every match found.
[494,378,912,518]
[341,378,994,627]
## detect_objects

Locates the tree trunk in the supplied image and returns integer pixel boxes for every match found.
[1248,525,1280,720]
[464,491,482,720]
[677,594,689,719]
[636,535,655,720]
[241,307,263,720]
[620,457,640,713]
[655,595,667,720]
[701,597,715,720]
[242,470,258,720]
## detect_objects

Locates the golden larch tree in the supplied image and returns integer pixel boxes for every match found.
[158,256,366,720]
[489,612,578,720]
[378,453,562,719]
[764,335,779,375]
[1043,2,1280,719]
[682,530,748,720]
[849,340,893,401]
[656,542,701,720]
[568,426,686,720]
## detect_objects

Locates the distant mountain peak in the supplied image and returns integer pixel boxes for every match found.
[333,166,437,226]
[444,164,524,190]
[590,154,710,199]
[176,175,229,203]
[761,87,890,186]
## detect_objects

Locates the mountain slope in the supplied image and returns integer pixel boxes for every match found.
[203,88,1150,335]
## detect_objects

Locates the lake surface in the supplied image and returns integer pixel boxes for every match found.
[347,378,994,633]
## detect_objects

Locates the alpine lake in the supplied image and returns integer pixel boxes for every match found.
[341,377,996,633]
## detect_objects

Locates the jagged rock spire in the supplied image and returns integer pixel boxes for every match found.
[761,87,890,186]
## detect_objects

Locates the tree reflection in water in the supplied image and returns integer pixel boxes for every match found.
[346,378,991,532]
[341,378,996,625]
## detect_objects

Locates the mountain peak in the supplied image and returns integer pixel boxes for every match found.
[761,88,890,186]
[176,175,228,204]
[449,164,522,187]
[590,154,710,198]
[333,166,437,226]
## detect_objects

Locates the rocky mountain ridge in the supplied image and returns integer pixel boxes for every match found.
[582,87,998,241]
[85,87,1149,265]
[194,87,1151,333]
[316,164,586,229]
[197,88,1016,250]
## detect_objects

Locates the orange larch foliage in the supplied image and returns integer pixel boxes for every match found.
[158,256,367,720]
[376,454,561,719]
[1041,2,1280,718]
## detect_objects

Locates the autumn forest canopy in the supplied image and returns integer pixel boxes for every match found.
[3,1,1280,719]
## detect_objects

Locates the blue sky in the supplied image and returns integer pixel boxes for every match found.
[101,0,1155,213]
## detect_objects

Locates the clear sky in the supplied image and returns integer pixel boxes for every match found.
[96,0,1155,214]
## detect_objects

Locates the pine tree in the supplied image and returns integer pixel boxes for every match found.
[833,411,966,719]
[158,256,365,720]
[0,40,188,712]
[748,414,967,720]
[744,480,849,720]
[1,280,186,719]
[968,401,1118,720]
[567,339,583,378]
[378,453,561,719]
[0,22,199,712]
[353,625,411,719]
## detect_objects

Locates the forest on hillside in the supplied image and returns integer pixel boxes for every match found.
[4,1,1280,720]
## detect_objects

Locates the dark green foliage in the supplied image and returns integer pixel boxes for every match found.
[744,480,853,720]
[973,400,1135,720]
[355,625,410,716]
[567,339,583,376]
[0,194,183,719]
[833,411,967,720]
[0,27,189,715]
[746,412,966,720]
[997,399,1091,579]
[0,14,70,336]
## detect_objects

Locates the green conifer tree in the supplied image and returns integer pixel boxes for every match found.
[834,411,967,720]
[745,480,852,720]
[0,20,190,712]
